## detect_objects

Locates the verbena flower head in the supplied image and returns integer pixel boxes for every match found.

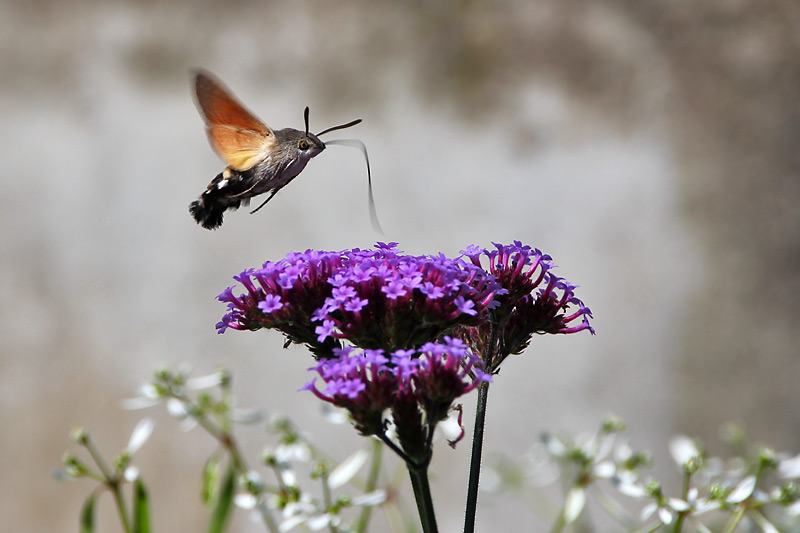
[458,241,594,371]
[216,243,501,357]
[302,337,490,465]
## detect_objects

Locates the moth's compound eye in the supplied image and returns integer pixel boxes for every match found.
[298,139,310,150]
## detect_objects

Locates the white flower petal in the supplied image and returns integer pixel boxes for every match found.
[658,506,674,525]
[352,490,387,506]
[541,433,567,458]
[137,383,161,400]
[670,435,700,467]
[234,493,257,509]
[563,487,586,524]
[752,488,770,504]
[328,449,368,489]
[668,498,690,512]
[779,453,800,479]
[167,398,188,418]
[244,470,262,485]
[695,498,721,514]
[186,372,225,390]
[595,434,615,462]
[615,476,646,498]
[127,418,154,454]
[615,441,633,462]
[275,442,311,463]
[727,475,756,504]
[593,461,615,478]
[787,499,800,516]
[123,466,139,482]
[279,515,306,532]
[281,470,297,487]
[641,502,657,520]
[306,513,332,530]
[120,396,160,410]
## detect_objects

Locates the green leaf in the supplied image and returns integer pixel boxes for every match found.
[201,453,222,507]
[132,479,151,533]
[79,493,96,533]
[207,464,236,533]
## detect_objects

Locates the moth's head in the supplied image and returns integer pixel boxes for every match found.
[279,129,325,159]
[277,106,364,160]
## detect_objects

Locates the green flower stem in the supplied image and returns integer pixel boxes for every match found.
[549,511,567,533]
[109,483,133,533]
[82,435,132,533]
[463,379,490,533]
[354,439,383,533]
[672,470,692,533]
[319,470,339,533]
[722,506,746,533]
[408,464,438,533]
[172,392,279,533]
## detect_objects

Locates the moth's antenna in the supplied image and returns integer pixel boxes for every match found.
[317,119,362,137]
[304,106,310,136]
[325,138,383,234]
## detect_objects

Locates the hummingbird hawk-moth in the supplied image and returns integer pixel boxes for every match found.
[189,70,379,230]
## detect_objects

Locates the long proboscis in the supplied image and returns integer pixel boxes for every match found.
[324,138,383,234]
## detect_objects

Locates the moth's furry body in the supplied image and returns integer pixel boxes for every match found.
[190,128,325,229]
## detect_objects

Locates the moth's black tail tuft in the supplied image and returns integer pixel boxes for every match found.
[189,198,225,230]
[189,171,247,230]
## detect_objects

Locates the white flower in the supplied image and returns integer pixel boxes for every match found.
[166,398,189,419]
[186,371,226,390]
[352,489,387,506]
[615,472,647,498]
[541,432,568,458]
[563,486,586,524]
[121,384,161,409]
[273,441,312,464]
[726,476,756,504]
[779,452,800,479]
[328,449,368,489]
[670,435,700,468]
[123,466,140,482]
[641,501,675,525]
[126,418,154,454]
[306,513,337,531]
[234,493,258,510]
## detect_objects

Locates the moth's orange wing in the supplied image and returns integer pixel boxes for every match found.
[205,125,273,171]
[194,70,275,171]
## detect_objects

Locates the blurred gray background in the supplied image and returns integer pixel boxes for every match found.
[1,1,798,531]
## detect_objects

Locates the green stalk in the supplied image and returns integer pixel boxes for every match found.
[463,380,490,533]
[83,436,132,533]
[408,464,438,533]
[672,470,691,533]
[354,439,383,533]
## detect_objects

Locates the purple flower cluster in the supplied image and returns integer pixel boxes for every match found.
[302,337,490,465]
[216,243,500,356]
[458,242,594,370]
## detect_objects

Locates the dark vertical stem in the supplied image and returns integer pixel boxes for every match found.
[463,379,490,533]
[408,464,438,533]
